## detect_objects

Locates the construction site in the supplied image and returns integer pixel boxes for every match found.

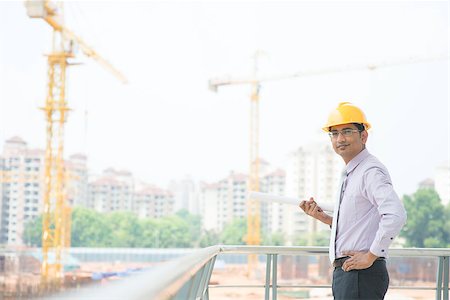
[0,0,449,299]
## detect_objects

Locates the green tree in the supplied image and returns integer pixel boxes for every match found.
[400,188,449,247]
[71,207,110,247]
[23,215,42,247]
[295,231,329,246]
[262,231,285,246]
[176,209,202,246]
[138,218,160,247]
[158,215,192,247]
[199,230,220,247]
[104,211,141,247]
[220,218,247,245]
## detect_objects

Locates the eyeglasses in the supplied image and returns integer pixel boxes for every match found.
[328,129,360,138]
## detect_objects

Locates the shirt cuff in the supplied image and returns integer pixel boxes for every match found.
[370,243,388,257]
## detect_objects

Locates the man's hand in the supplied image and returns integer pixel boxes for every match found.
[299,197,332,225]
[341,251,378,271]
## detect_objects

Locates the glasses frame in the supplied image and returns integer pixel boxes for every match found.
[328,129,361,139]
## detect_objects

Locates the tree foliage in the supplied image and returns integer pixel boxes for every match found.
[295,231,329,246]
[220,218,247,245]
[400,188,449,248]
[24,207,205,248]
[23,215,42,247]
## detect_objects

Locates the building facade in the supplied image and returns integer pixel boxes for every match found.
[0,137,45,246]
[87,169,134,213]
[199,172,248,232]
[284,141,343,245]
[134,185,175,219]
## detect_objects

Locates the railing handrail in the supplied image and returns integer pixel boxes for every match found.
[44,245,450,300]
[47,245,221,300]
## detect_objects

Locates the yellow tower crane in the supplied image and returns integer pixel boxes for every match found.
[208,51,448,275]
[25,0,127,289]
[209,51,264,275]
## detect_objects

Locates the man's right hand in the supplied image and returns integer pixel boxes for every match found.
[299,197,332,225]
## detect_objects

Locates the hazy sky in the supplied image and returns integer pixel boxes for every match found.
[0,1,448,197]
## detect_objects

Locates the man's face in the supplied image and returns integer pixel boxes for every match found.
[329,123,368,164]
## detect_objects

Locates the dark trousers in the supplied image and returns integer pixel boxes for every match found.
[332,259,389,300]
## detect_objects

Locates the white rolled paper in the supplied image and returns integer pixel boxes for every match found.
[248,191,334,213]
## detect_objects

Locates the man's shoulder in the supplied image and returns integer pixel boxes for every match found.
[360,153,389,174]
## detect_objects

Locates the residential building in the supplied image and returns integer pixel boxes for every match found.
[284,141,343,245]
[134,185,175,219]
[0,137,44,246]
[168,176,199,214]
[87,168,134,213]
[199,172,248,232]
[260,168,286,234]
[66,154,89,207]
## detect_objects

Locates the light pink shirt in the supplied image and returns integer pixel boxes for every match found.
[333,148,407,259]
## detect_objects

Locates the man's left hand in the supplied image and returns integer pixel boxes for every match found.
[341,251,378,272]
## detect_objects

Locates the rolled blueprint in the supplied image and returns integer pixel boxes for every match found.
[248,191,334,213]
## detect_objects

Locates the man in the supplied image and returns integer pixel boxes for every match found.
[299,102,407,300]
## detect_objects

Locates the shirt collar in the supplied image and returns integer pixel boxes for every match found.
[345,148,369,175]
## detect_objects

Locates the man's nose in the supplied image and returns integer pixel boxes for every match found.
[336,132,347,142]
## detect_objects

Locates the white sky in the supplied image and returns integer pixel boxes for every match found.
[0,1,449,197]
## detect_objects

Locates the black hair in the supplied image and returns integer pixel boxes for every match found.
[328,123,366,132]
[352,123,365,132]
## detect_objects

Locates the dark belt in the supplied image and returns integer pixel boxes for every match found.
[333,256,385,268]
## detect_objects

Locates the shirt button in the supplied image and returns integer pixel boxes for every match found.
[381,250,385,252]
[390,237,394,240]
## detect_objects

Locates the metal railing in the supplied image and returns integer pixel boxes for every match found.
[46,246,450,300]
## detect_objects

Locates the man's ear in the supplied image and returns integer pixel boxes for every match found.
[361,130,368,144]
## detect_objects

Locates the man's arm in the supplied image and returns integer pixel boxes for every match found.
[299,197,332,226]
[364,168,407,257]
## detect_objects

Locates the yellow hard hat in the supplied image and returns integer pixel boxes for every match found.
[322,102,371,132]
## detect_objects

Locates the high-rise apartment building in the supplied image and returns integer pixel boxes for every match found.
[66,154,89,207]
[199,172,248,232]
[168,176,198,214]
[199,165,286,236]
[87,168,134,213]
[260,169,286,234]
[284,141,343,244]
[134,185,175,219]
[0,137,45,246]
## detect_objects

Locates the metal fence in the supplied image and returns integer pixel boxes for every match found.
[47,246,450,300]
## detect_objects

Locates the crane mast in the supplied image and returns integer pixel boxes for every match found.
[209,51,265,275]
[41,11,72,287]
[25,0,126,289]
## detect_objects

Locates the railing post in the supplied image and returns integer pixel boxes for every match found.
[443,256,449,300]
[437,256,444,300]
[200,256,217,300]
[272,254,278,300]
[186,261,207,299]
[265,254,272,300]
